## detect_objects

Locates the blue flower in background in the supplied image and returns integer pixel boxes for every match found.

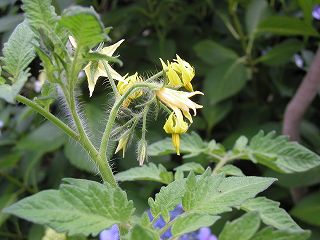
[312,5,320,20]
[99,205,217,240]
[148,204,184,239]
[99,224,119,240]
[197,227,218,240]
[293,54,304,69]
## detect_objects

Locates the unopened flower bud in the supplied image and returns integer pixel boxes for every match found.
[137,139,148,166]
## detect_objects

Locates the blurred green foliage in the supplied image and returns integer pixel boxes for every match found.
[1,0,320,239]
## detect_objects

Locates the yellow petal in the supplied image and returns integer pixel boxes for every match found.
[160,58,168,70]
[100,39,125,56]
[84,62,98,97]
[172,133,180,155]
[68,36,77,49]
[115,135,129,158]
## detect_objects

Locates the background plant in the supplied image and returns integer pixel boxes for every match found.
[1,0,320,239]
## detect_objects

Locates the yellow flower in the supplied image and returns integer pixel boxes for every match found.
[84,39,125,97]
[117,72,143,107]
[42,228,66,240]
[160,55,195,91]
[115,134,130,158]
[156,87,203,123]
[163,111,189,155]
[68,36,125,97]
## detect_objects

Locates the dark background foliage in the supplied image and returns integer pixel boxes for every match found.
[1,0,320,239]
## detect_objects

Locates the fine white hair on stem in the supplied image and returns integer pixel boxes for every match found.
[56,85,77,131]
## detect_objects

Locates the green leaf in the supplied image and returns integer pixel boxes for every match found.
[298,0,313,24]
[219,212,261,240]
[0,71,29,103]
[257,16,319,36]
[291,192,320,226]
[257,40,303,66]
[16,121,66,153]
[0,14,24,33]
[148,132,208,158]
[245,0,269,35]
[251,227,310,240]
[4,178,135,236]
[204,59,248,105]
[241,197,301,231]
[217,164,245,176]
[171,213,219,237]
[194,40,238,65]
[0,152,21,171]
[60,6,104,48]
[247,131,320,173]
[264,165,320,188]
[202,101,232,131]
[182,171,275,215]
[128,225,160,240]
[64,140,96,173]
[1,21,36,79]
[0,193,17,226]
[115,163,173,184]
[174,163,205,174]
[148,179,186,223]
[22,0,58,34]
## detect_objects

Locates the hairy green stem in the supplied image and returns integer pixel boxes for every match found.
[103,62,120,98]
[141,105,150,141]
[212,156,229,174]
[67,48,117,186]
[99,81,161,166]
[15,95,78,140]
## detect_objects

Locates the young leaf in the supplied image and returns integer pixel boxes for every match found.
[183,173,276,215]
[171,213,219,237]
[219,212,260,240]
[148,179,186,223]
[0,71,29,103]
[251,227,310,240]
[4,179,135,236]
[1,21,36,79]
[241,197,301,231]
[174,163,205,174]
[115,163,173,184]
[128,225,160,240]
[22,0,58,35]
[60,6,104,48]
[216,164,245,176]
[248,131,320,173]
[291,192,320,226]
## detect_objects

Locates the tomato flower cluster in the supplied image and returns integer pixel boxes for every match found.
[70,36,203,160]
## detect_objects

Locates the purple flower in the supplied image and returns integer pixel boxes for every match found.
[197,227,217,240]
[148,204,184,239]
[99,206,218,240]
[99,224,119,240]
[293,54,304,68]
[313,5,320,20]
